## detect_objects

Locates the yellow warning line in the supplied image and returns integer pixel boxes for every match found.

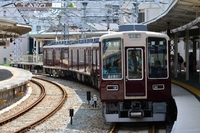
[172,79,200,97]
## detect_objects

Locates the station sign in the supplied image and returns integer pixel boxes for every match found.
[16,2,52,11]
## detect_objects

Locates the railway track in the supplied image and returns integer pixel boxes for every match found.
[0,73,171,132]
[35,75,171,133]
[0,77,67,133]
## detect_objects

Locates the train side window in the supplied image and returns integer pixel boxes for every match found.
[148,37,168,78]
[102,38,122,79]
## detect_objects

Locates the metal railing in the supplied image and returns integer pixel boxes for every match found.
[12,54,43,64]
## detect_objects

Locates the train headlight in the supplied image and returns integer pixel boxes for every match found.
[152,84,164,90]
[106,85,119,91]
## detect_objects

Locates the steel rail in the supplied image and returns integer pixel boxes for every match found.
[14,77,67,133]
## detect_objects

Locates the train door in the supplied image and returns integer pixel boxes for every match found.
[43,49,47,66]
[125,47,146,97]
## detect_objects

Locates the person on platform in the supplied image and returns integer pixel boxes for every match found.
[189,52,196,75]
[177,53,183,73]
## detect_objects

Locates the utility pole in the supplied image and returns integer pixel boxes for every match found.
[81,2,88,39]
[105,4,112,30]
[63,0,70,40]
[132,0,140,23]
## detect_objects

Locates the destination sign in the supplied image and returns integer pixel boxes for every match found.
[128,33,141,39]
[16,2,52,11]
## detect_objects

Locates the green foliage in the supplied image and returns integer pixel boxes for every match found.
[67,2,74,8]
[1,64,10,66]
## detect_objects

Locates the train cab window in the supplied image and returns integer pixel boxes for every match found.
[102,38,122,79]
[148,37,168,78]
[127,48,143,80]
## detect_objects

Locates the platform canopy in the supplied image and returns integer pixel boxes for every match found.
[143,0,200,34]
[0,18,32,38]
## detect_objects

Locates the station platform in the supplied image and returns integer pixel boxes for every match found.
[171,72,200,101]
[171,72,200,133]
[0,66,32,110]
[0,66,32,89]
[0,68,13,81]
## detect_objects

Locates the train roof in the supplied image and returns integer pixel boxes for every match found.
[44,30,169,49]
[45,37,100,46]
[43,42,99,48]
[99,31,169,41]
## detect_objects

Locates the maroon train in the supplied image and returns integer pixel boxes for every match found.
[43,26,172,122]
[43,38,100,88]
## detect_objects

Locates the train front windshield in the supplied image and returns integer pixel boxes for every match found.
[148,37,168,78]
[102,38,122,79]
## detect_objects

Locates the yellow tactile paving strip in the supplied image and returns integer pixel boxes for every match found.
[172,79,200,97]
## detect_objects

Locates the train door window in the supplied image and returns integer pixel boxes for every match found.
[53,49,60,66]
[148,37,168,78]
[79,49,84,64]
[86,49,89,65]
[72,49,77,62]
[43,50,46,59]
[62,49,68,65]
[93,49,96,66]
[69,49,73,66]
[55,50,60,60]
[47,50,52,59]
[102,38,122,79]
[97,49,100,67]
[127,48,143,80]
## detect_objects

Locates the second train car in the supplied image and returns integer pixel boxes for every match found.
[43,25,172,122]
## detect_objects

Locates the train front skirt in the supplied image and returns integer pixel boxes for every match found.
[103,102,167,122]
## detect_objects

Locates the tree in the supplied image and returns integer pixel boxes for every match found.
[67,2,74,8]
